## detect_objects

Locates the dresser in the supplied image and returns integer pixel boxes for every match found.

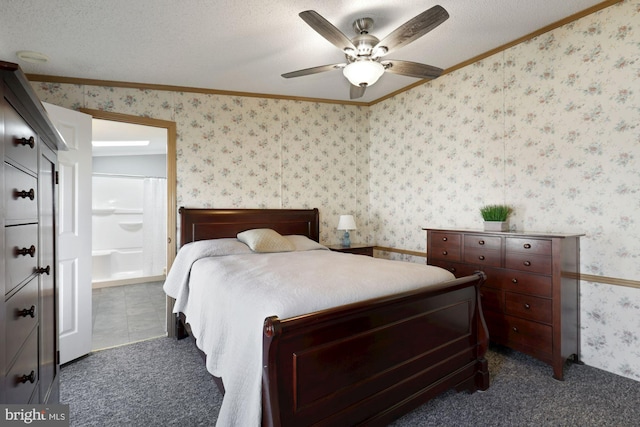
[1,61,65,403]
[425,228,582,380]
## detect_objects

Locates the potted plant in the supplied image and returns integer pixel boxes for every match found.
[480,204,512,231]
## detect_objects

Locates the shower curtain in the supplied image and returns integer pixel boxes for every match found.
[142,177,167,276]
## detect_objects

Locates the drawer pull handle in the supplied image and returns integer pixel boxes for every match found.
[512,327,519,333]
[18,137,35,148]
[20,371,36,384]
[442,237,448,242]
[524,303,531,309]
[19,305,36,318]
[523,260,531,267]
[478,240,485,245]
[442,250,448,255]
[16,245,36,257]
[15,189,35,200]
[37,265,51,275]
[524,243,532,249]
[512,278,518,284]
[478,255,485,260]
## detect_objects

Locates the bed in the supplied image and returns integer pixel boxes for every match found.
[164,207,489,426]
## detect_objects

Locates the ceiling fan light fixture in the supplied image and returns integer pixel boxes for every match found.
[343,47,357,58]
[343,60,384,87]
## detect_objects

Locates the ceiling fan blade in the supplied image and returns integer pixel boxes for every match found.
[282,63,345,79]
[374,5,449,55]
[383,60,443,80]
[299,10,357,52]
[350,84,366,99]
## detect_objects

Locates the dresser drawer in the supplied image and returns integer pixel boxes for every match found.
[429,232,461,261]
[506,237,552,255]
[428,259,476,278]
[5,277,38,365]
[5,223,38,295]
[504,314,552,354]
[505,292,552,324]
[5,162,38,224]
[505,253,552,275]
[4,99,38,174]
[484,267,552,297]
[464,234,501,251]
[464,248,501,268]
[5,328,39,404]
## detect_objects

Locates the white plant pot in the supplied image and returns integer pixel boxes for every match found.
[484,221,508,232]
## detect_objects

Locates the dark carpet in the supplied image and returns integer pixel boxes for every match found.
[61,337,639,426]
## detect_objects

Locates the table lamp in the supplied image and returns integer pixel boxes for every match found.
[337,215,357,247]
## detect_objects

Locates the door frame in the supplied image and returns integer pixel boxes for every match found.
[80,108,177,336]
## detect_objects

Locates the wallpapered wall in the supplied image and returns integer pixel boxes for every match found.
[369,0,640,381]
[33,0,638,381]
[34,86,369,244]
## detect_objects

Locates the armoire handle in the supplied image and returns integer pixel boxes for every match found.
[18,136,35,148]
[15,189,35,200]
[20,371,36,384]
[16,245,36,257]
[19,305,36,318]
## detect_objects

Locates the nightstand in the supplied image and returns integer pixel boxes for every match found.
[327,244,374,257]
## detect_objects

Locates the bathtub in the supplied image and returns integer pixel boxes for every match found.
[92,249,144,285]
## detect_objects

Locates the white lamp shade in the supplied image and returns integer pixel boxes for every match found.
[342,60,385,87]
[337,215,357,230]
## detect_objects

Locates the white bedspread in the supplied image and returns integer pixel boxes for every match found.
[164,240,454,426]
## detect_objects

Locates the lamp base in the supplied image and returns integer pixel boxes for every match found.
[341,231,351,247]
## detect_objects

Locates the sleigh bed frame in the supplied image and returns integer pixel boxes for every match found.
[175,207,489,426]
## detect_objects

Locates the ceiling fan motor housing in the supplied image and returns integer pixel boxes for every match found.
[351,33,380,57]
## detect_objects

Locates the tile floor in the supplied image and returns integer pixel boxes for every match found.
[91,281,167,351]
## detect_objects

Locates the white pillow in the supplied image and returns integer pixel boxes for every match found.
[284,235,328,251]
[237,229,295,253]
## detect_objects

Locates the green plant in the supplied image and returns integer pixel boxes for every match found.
[480,204,512,221]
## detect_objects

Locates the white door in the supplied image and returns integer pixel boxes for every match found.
[43,103,93,364]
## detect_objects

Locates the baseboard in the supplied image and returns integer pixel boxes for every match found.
[92,275,166,289]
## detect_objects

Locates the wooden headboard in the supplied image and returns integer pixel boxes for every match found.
[179,207,320,247]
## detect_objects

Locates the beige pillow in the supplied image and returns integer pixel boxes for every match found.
[284,235,328,251]
[237,229,295,253]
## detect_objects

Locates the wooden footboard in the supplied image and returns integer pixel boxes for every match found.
[174,208,489,425]
[262,272,488,427]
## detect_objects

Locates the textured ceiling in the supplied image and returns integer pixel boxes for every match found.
[1,0,615,103]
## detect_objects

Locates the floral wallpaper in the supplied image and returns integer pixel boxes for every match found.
[369,0,640,381]
[32,0,639,381]
[33,86,370,244]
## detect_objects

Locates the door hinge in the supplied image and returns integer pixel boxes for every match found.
[55,170,59,184]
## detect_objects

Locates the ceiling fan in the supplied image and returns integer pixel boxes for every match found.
[282,5,449,99]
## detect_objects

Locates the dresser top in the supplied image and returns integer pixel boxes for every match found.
[423,227,584,238]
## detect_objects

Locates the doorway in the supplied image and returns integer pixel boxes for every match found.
[80,109,177,349]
